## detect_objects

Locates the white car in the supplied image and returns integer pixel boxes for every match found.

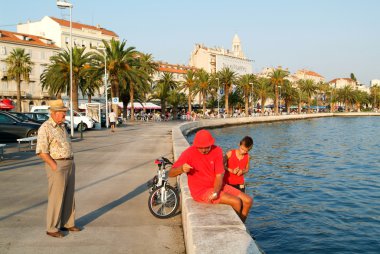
[66,110,95,131]
[30,106,94,131]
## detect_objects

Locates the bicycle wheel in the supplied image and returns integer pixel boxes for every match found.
[148,185,179,219]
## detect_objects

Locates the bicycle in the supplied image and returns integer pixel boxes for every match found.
[147,157,180,219]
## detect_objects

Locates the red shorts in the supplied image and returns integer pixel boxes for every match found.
[195,184,241,204]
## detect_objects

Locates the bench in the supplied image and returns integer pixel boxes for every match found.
[16,137,37,152]
[0,144,5,160]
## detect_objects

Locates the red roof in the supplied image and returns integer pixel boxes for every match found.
[158,63,197,74]
[50,17,118,37]
[328,78,355,83]
[0,30,59,49]
[299,69,324,78]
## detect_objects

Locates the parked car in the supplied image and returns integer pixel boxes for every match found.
[5,112,41,124]
[66,110,95,131]
[0,112,41,142]
[30,106,94,131]
[23,112,50,124]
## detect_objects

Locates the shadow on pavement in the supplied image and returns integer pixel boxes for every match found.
[76,182,147,227]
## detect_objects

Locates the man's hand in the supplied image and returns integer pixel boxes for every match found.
[182,163,192,173]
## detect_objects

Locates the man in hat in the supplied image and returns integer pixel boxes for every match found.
[36,100,81,238]
[168,129,253,222]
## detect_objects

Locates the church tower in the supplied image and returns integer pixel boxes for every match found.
[232,34,244,58]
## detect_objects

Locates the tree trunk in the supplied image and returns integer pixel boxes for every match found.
[188,88,192,113]
[16,77,21,112]
[130,83,135,121]
[225,84,229,115]
[307,97,311,114]
[274,85,278,115]
[245,92,249,116]
[203,92,206,115]
[72,79,79,111]
[298,102,302,114]
[88,94,92,103]
[261,97,265,116]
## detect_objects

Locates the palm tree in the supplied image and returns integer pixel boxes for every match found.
[281,81,298,114]
[237,74,256,115]
[217,67,237,115]
[370,85,380,110]
[337,85,354,112]
[5,48,33,112]
[154,73,177,115]
[193,69,212,115]
[253,77,272,116]
[167,90,186,119]
[101,39,140,114]
[181,69,197,113]
[298,79,317,113]
[41,47,93,111]
[269,68,289,115]
[351,89,369,112]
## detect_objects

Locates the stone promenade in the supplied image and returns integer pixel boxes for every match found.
[0,121,185,254]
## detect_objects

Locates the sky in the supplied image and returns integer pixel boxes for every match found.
[1,0,379,85]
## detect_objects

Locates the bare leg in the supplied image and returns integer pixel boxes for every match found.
[219,192,243,219]
[238,192,253,222]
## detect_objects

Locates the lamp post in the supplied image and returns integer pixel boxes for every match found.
[57,0,74,137]
[249,82,253,116]
[98,47,109,128]
[278,85,281,115]
[216,78,220,118]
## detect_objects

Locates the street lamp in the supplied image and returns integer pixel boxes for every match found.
[249,82,253,116]
[98,46,109,128]
[216,78,220,118]
[278,85,281,115]
[57,0,74,137]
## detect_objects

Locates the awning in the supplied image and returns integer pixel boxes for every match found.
[127,102,161,110]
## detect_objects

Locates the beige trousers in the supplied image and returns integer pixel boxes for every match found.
[45,160,76,232]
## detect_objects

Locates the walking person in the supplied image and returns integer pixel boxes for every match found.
[224,136,253,193]
[109,109,117,132]
[168,129,253,222]
[36,99,81,238]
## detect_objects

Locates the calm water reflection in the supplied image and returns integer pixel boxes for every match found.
[188,117,380,254]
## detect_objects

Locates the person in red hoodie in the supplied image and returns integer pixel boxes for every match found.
[169,129,253,222]
[224,136,253,193]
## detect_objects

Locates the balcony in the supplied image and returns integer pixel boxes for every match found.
[0,90,27,97]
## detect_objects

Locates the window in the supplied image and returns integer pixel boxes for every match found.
[41,51,45,60]
[0,114,14,124]
[0,46,6,55]
[65,37,69,44]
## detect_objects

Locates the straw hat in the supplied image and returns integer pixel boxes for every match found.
[49,99,68,111]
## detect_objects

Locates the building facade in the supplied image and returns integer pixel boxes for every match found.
[189,34,253,75]
[17,16,118,50]
[328,78,357,89]
[0,16,119,110]
[0,30,60,111]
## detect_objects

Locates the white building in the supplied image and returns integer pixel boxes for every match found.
[0,29,60,111]
[328,78,357,89]
[189,34,253,75]
[370,79,380,87]
[17,16,118,50]
[15,16,119,108]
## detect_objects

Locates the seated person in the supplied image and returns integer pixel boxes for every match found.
[168,129,253,222]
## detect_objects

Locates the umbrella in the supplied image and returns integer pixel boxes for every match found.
[127,102,161,110]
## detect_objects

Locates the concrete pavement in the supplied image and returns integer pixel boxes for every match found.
[0,121,185,254]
